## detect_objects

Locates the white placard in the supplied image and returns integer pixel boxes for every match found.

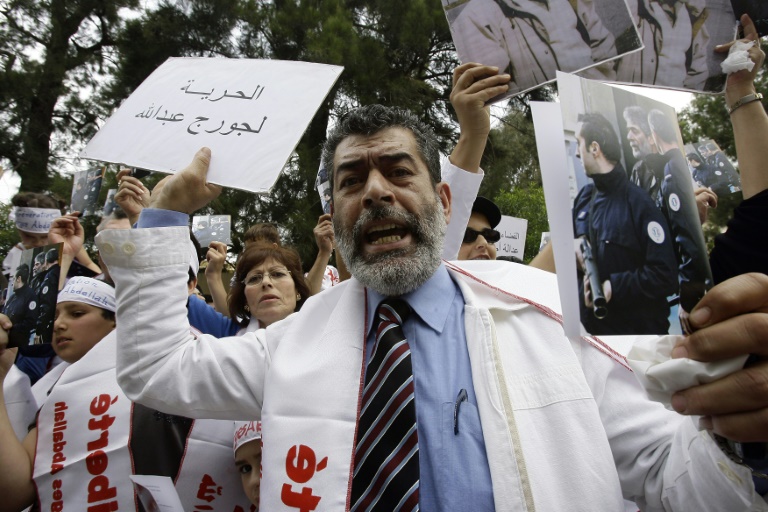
[130,475,185,512]
[494,215,527,259]
[81,57,344,194]
[531,101,581,338]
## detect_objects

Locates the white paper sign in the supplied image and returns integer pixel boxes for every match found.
[531,101,581,338]
[80,57,344,194]
[130,475,185,512]
[494,215,527,258]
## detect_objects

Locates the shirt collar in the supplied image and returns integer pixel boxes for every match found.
[365,263,459,337]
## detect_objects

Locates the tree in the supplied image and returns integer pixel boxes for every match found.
[101,0,464,267]
[0,0,139,192]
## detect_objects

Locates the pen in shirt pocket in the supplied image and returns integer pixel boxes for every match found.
[454,388,468,435]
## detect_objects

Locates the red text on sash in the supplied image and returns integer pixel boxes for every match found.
[281,444,328,512]
[86,393,119,512]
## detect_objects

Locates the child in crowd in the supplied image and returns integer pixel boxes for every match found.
[0,276,116,511]
[234,420,262,509]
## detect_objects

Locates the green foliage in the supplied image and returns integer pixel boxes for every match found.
[494,185,549,264]
[0,203,20,261]
[0,0,139,191]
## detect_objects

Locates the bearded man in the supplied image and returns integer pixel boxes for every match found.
[98,105,768,511]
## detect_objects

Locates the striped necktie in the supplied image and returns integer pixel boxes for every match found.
[351,298,419,511]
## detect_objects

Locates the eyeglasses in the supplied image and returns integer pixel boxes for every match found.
[243,269,291,287]
[462,227,501,244]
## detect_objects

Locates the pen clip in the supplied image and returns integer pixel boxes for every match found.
[454,388,468,435]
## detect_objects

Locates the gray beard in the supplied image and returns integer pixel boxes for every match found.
[334,197,446,296]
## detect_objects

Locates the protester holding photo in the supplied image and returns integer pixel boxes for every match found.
[0,276,253,511]
[0,277,117,511]
[709,13,768,282]
[3,193,62,282]
[99,100,768,510]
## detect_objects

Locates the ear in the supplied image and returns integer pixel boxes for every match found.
[436,182,451,225]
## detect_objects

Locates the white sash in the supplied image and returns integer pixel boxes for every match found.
[34,334,135,511]
[34,332,252,511]
[175,419,254,511]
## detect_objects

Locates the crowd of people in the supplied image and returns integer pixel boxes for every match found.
[0,13,766,512]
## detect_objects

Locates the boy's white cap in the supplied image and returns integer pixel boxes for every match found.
[233,420,262,455]
[57,276,116,313]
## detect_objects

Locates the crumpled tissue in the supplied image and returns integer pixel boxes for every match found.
[721,40,756,74]
[626,334,748,412]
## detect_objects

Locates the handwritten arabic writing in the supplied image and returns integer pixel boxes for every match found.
[133,80,269,136]
[181,80,265,102]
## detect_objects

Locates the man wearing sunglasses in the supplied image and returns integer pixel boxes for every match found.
[458,196,502,260]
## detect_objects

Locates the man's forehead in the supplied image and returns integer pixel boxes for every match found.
[333,127,422,166]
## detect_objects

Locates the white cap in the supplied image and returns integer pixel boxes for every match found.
[58,277,116,312]
[233,420,262,455]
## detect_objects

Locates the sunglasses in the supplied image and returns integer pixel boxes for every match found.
[463,227,501,244]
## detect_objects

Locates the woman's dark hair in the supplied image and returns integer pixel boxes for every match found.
[228,242,309,327]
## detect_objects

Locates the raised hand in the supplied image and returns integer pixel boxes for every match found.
[149,147,222,214]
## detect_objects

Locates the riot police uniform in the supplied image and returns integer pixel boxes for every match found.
[3,283,38,347]
[573,164,677,335]
[658,150,714,312]
[35,263,60,344]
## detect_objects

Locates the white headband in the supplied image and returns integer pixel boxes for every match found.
[9,207,60,234]
[58,277,116,313]
[233,420,262,455]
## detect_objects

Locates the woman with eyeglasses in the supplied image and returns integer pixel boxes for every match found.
[188,242,311,337]
[457,196,502,261]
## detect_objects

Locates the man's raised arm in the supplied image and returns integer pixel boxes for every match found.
[97,148,269,419]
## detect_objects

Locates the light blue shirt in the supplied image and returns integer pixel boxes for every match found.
[365,264,494,510]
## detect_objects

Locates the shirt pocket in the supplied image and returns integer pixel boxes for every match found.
[437,401,494,510]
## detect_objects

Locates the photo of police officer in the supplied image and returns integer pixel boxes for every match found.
[34,244,62,345]
[2,262,39,348]
[647,110,714,332]
[614,90,715,334]
[571,111,678,335]
[192,215,232,247]
[30,252,46,295]
[69,167,105,216]
[683,140,742,196]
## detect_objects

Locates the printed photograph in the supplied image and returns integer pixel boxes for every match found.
[555,73,713,336]
[70,167,105,216]
[2,243,62,348]
[606,0,739,93]
[683,139,742,196]
[192,215,232,247]
[443,0,642,99]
